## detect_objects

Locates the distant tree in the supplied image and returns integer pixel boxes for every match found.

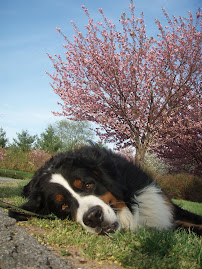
[36,125,62,153]
[13,130,37,151]
[47,0,201,167]
[0,127,8,148]
[54,120,95,151]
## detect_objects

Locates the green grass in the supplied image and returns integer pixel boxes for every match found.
[173,199,202,216]
[0,179,29,206]
[0,168,33,180]
[1,180,201,269]
[25,218,201,268]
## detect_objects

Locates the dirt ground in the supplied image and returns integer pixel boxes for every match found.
[21,223,124,269]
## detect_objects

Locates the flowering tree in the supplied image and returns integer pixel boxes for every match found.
[29,149,51,169]
[47,0,201,166]
[153,101,202,175]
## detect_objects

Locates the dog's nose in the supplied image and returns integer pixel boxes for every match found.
[83,205,103,228]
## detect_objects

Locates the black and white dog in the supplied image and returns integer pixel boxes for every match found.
[9,144,202,235]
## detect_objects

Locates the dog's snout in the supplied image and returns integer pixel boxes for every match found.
[83,205,103,228]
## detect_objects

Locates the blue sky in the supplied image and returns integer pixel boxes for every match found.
[0,0,200,143]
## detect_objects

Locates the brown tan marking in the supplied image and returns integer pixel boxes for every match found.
[162,194,174,211]
[55,194,69,211]
[99,192,127,209]
[73,179,83,189]
[55,194,64,202]
[62,204,68,210]
[176,220,202,229]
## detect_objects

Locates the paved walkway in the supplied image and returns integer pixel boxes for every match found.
[0,208,73,269]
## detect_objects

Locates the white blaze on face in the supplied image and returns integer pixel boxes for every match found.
[50,174,118,234]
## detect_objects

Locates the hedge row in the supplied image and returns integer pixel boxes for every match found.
[0,148,51,173]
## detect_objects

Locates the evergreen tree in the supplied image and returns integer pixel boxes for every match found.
[13,130,36,151]
[36,125,62,153]
[0,127,8,148]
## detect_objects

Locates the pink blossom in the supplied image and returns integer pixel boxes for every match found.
[0,148,7,162]
[29,149,51,168]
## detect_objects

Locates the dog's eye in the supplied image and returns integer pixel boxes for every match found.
[85,183,92,189]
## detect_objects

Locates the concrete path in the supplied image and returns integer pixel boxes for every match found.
[0,177,21,184]
[0,208,73,269]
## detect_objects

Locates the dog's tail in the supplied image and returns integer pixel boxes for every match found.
[174,204,202,236]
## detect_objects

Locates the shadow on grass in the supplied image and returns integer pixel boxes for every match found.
[119,228,181,268]
[136,229,176,255]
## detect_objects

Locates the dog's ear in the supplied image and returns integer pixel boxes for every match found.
[9,192,43,221]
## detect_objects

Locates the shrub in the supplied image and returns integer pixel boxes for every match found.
[0,148,33,172]
[0,148,51,173]
[156,173,202,203]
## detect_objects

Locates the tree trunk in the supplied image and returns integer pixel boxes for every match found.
[135,146,147,168]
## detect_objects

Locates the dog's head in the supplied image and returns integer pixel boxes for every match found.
[17,145,130,235]
[49,172,121,234]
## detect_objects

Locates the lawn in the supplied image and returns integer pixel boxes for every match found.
[0,168,33,180]
[0,179,201,269]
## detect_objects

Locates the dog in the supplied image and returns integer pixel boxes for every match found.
[9,144,202,235]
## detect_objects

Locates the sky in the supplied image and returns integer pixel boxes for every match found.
[0,0,201,143]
